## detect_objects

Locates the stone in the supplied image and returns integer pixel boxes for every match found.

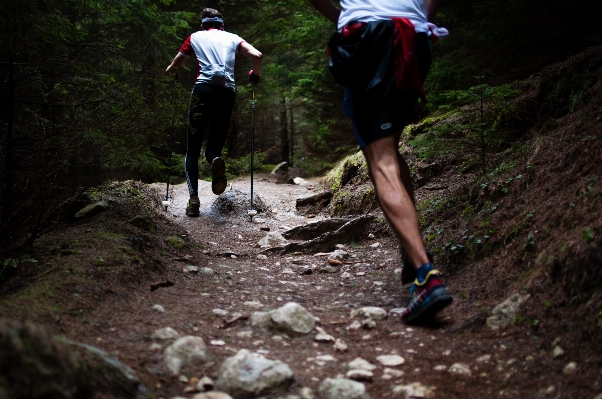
[251,311,273,330]
[347,369,373,382]
[341,272,351,279]
[316,354,336,362]
[384,368,404,377]
[164,336,210,375]
[361,319,376,329]
[128,214,157,233]
[152,304,166,313]
[165,236,186,249]
[200,267,216,275]
[149,343,162,351]
[448,363,471,376]
[350,307,387,321]
[197,376,215,391]
[552,346,565,358]
[213,309,229,316]
[392,382,435,398]
[152,327,180,341]
[433,365,446,371]
[244,301,264,309]
[315,327,336,343]
[476,354,491,363]
[271,162,288,174]
[318,378,370,399]
[376,355,405,367]
[210,340,225,346]
[299,387,316,399]
[292,177,309,185]
[74,201,110,219]
[184,265,199,273]
[486,293,530,330]
[348,357,376,371]
[563,362,577,375]
[346,320,362,330]
[257,254,268,260]
[258,232,288,247]
[389,308,405,317]
[319,266,339,273]
[270,302,316,335]
[215,349,294,397]
[193,393,233,399]
[334,339,348,352]
[328,250,349,262]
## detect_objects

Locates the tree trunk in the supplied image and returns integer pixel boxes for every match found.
[279,97,289,164]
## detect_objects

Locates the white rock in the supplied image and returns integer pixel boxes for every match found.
[448,363,471,376]
[434,365,446,371]
[383,368,404,377]
[192,392,233,399]
[315,332,336,343]
[346,320,362,330]
[200,267,216,275]
[152,304,166,313]
[318,378,370,399]
[299,387,316,399]
[389,308,405,317]
[215,349,294,397]
[152,327,180,341]
[348,357,376,371]
[185,265,199,273]
[270,302,316,334]
[486,293,530,330]
[251,311,273,330]
[476,354,491,363]
[351,307,387,321]
[197,376,215,391]
[236,330,253,338]
[244,301,264,309]
[213,309,228,316]
[316,354,337,362]
[329,250,349,262]
[258,232,288,247]
[164,336,210,375]
[563,362,577,375]
[347,369,373,382]
[257,254,268,260]
[210,340,225,346]
[368,233,375,239]
[335,339,348,352]
[149,343,163,351]
[341,272,351,279]
[552,346,565,358]
[376,355,405,367]
[392,382,435,398]
[370,242,380,248]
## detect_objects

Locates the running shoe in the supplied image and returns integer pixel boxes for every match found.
[186,199,200,217]
[400,247,434,285]
[401,268,452,324]
[211,157,227,195]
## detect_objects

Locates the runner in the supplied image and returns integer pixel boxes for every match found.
[308,0,452,324]
[165,8,262,216]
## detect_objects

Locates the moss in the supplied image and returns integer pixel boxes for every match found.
[165,236,186,249]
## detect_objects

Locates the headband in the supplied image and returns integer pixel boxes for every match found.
[202,17,224,24]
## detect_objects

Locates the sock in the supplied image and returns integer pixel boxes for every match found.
[416,263,434,284]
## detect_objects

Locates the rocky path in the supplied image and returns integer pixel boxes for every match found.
[109,173,576,399]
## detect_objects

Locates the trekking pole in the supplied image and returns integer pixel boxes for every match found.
[248,83,257,220]
[163,73,178,211]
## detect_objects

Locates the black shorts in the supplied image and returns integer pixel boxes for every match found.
[344,32,432,148]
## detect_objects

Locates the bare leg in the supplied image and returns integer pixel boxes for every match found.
[362,133,428,270]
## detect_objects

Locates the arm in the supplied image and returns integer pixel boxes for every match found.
[239,41,263,75]
[165,53,187,76]
[427,0,443,22]
[308,0,341,25]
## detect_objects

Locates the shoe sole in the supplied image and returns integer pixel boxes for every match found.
[212,158,227,195]
[404,287,453,325]
[186,209,200,217]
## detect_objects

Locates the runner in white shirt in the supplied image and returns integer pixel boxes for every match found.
[309,0,452,325]
[166,8,262,216]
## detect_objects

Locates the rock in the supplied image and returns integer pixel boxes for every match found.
[213,309,229,316]
[128,215,157,233]
[152,327,180,341]
[448,363,471,376]
[251,311,273,330]
[197,376,215,391]
[315,327,335,343]
[299,387,316,399]
[350,307,387,321]
[74,201,110,219]
[392,382,435,398]
[165,236,186,249]
[193,392,233,399]
[237,330,254,338]
[319,266,339,273]
[215,349,294,397]
[244,301,264,309]
[271,162,289,174]
[257,254,268,260]
[384,368,404,377]
[184,265,199,273]
[552,346,565,358]
[476,354,491,363]
[376,355,405,367]
[164,336,210,375]
[348,357,376,371]
[258,232,288,247]
[152,304,166,313]
[340,272,351,279]
[149,343,162,351]
[486,293,530,330]
[329,250,349,262]
[270,302,316,335]
[346,369,373,382]
[200,267,215,275]
[389,308,404,317]
[210,340,225,346]
[433,365,446,371]
[289,177,309,185]
[368,233,375,239]
[318,378,370,399]
[334,339,348,352]
[361,319,376,329]
[346,320,362,330]
[563,362,577,375]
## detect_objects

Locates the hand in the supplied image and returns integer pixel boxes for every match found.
[248,70,260,84]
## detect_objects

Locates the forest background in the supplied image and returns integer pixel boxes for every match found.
[1,0,601,254]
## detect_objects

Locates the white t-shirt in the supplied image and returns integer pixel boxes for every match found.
[338,0,429,33]
[179,30,245,90]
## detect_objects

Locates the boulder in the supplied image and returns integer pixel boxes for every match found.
[318,378,370,399]
[165,236,186,249]
[486,293,530,329]
[128,215,157,233]
[258,232,288,247]
[164,336,210,375]
[74,201,110,219]
[151,327,180,341]
[270,302,316,335]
